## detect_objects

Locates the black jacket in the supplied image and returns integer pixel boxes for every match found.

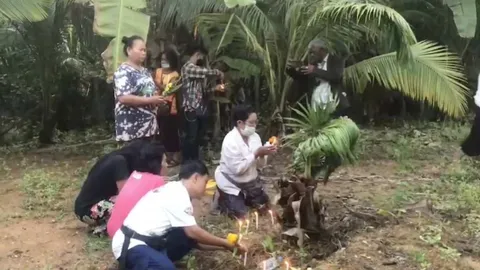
[286,54,349,110]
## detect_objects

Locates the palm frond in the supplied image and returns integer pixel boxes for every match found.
[314,0,417,62]
[285,100,360,179]
[0,0,53,22]
[344,41,469,118]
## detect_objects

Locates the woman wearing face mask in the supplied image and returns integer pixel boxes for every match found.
[114,35,166,143]
[213,104,277,219]
[154,48,182,167]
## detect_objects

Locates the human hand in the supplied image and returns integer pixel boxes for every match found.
[255,146,277,158]
[236,242,248,254]
[148,96,166,105]
[301,64,315,75]
[287,59,302,69]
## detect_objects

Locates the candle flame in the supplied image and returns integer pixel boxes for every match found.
[285,261,290,270]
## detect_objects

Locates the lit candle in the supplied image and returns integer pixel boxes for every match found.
[263,260,267,270]
[243,252,248,266]
[285,261,290,270]
[254,211,259,229]
[268,210,275,225]
[238,220,243,234]
[245,219,250,234]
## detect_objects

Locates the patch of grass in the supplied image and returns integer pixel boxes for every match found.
[412,251,431,270]
[21,168,74,215]
[85,235,111,254]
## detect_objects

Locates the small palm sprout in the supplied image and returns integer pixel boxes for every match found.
[278,97,360,243]
[284,98,360,184]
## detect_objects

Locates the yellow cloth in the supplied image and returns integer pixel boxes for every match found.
[154,68,179,115]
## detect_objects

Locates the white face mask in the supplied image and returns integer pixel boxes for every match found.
[240,125,256,137]
[161,61,170,68]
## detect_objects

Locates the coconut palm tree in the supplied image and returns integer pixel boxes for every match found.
[0,0,53,22]
[145,0,469,119]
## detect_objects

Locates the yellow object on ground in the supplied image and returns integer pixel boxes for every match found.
[204,179,217,196]
[226,233,239,244]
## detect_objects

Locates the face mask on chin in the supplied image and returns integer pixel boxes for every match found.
[161,61,170,68]
[240,125,256,137]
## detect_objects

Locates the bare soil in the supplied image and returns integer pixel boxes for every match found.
[1,129,480,270]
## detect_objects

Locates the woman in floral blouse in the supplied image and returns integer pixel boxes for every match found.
[113,35,166,142]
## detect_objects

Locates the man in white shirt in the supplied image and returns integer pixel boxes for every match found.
[214,105,277,219]
[112,160,246,269]
[461,73,480,156]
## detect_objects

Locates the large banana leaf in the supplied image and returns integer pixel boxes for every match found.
[0,0,53,22]
[93,0,150,80]
[444,0,477,38]
[344,41,469,118]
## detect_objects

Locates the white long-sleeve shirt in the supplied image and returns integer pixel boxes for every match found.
[475,73,480,107]
[215,128,263,196]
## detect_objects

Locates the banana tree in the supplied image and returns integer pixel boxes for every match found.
[443,0,477,38]
[92,0,150,80]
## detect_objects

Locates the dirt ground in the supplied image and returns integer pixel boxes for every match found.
[1,125,480,270]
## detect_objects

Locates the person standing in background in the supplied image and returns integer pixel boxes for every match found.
[180,46,224,162]
[114,35,166,143]
[286,39,349,116]
[154,48,182,167]
[461,73,480,156]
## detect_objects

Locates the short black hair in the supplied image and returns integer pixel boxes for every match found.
[116,141,165,175]
[121,35,144,56]
[232,104,255,126]
[187,43,208,56]
[160,47,180,71]
[179,160,209,180]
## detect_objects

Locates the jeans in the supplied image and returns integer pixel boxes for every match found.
[123,228,196,270]
[182,110,208,161]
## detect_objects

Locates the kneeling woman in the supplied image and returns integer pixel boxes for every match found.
[74,141,166,235]
[214,105,277,219]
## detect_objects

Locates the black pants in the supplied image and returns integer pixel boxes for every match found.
[182,111,208,161]
[462,105,480,156]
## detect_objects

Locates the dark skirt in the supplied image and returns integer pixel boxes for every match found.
[461,105,480,156]
[157,114,181,153]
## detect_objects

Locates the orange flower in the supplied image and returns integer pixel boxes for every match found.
[268,136,278,146]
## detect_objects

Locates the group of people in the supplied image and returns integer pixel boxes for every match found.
[72,35,349,269]
[73,105,275,269]
[114,35,225,166]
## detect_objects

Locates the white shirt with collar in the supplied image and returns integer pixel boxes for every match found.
[311,54,333,109]
[111,181,196,259]
[215,128,263,196]
[475,73,480,107]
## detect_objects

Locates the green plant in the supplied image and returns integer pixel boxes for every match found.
[284,100,359,182]
[21,168,72,213]
[92,0,150,79]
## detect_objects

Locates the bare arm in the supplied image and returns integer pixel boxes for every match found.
[197,244,226,251]
[118,95,160,106]
[184,225,234,251]
[184,63,222,79]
